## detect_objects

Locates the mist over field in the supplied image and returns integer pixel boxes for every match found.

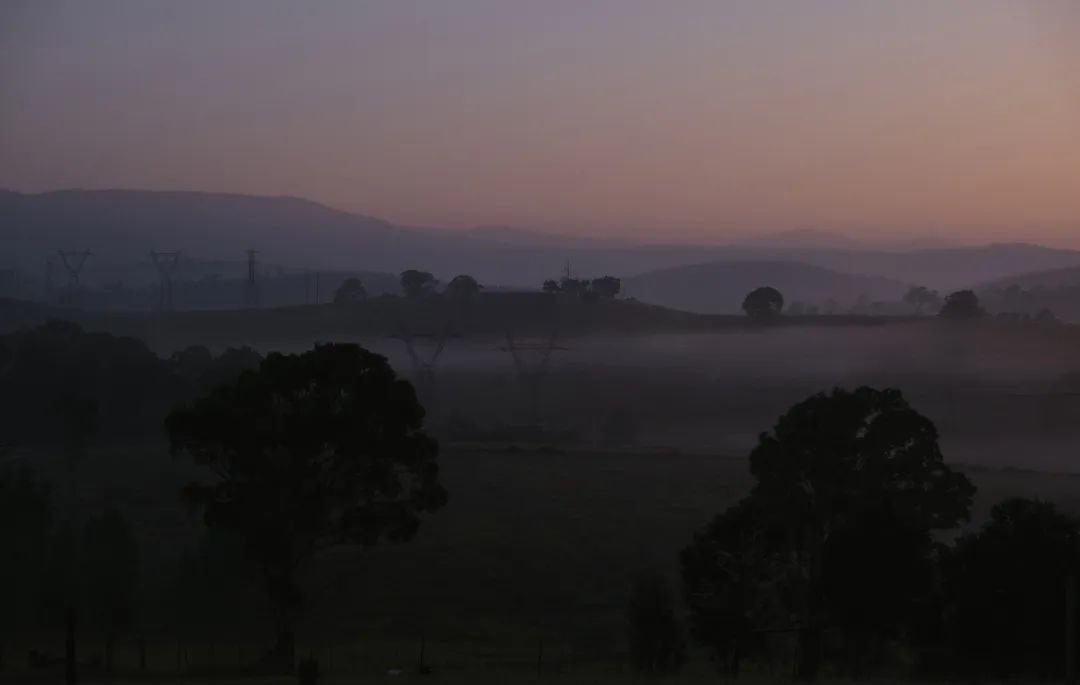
[4,1,1080,683]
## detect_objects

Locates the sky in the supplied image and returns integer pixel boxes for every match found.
[2,0,1079,246]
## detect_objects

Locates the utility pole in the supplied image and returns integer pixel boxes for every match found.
[244,249,259,309]
[149,250,181,311]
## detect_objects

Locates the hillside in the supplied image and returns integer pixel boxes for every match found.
[623,261,910,314]
[978,264,1080,291]
[5,189,1080,293]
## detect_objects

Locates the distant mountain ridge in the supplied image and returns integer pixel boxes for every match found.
[734,228,958,252]
[4,189,1079,294]
[978,264,1080,291]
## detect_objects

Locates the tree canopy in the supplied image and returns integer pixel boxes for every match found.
[684,387,975,680]
[741,287,784,320]
[400,269,437,298]
[166,343,446,668]
[445,274,482,300]
[590,275,622,299]
[333,277,367,305]
[903,286,941,315]
[939,289,985,320]
[940,497,1080,677]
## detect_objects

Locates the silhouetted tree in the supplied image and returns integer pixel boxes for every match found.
[591,276,621,299]
[903,286,941,315]
[197,347,263,393]
[686,387,974,681]
[444,274,481,300]
[332,278,367,305]
[628,571,685,676]
[939,290,985,320]
[171,345,263,394]
[400,270,437,298]
[0,321,178,442]
[170,345,214,381]
[166,344,446,671]
[750,387,974,680]
[682,498,784,676]
[940,498,1080,678]
[559,277,589,297]
[742,287,784,320]
[541,279,560,294]
[820,505,937,674]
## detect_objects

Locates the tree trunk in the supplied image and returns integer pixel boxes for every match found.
[65,607,77,685]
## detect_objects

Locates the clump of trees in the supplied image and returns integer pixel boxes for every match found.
[741,286,784,320]
[681,386,1080,681]
[683,387,975,680]
[903,286,942,315]
[939,289,985,320]
[396,270,484,303]
[166,343,447,671]
[444,274,482,300]
[940,497,1080,677]
[333,277,367,304]
[400,269,438,298]
[0,464,140,678]
[542,275,621,299]
[0,322,262,443]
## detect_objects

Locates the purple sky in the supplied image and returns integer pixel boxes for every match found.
[2,1,1079,245]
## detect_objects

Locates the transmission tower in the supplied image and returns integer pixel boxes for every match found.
[149,250,181,311]
[395,329,453,387]
[500,328,567,424]
[56,249,92,304]
[244,249,260,308]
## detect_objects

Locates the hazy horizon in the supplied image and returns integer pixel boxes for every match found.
[3,1,1079,246]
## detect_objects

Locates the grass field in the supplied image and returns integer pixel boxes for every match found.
[10,442,1080,683]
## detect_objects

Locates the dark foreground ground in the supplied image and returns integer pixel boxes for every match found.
[7,445,1080,683]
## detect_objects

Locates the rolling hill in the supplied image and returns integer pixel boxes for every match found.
[4,189,1080,296]
[623,261,910,314]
